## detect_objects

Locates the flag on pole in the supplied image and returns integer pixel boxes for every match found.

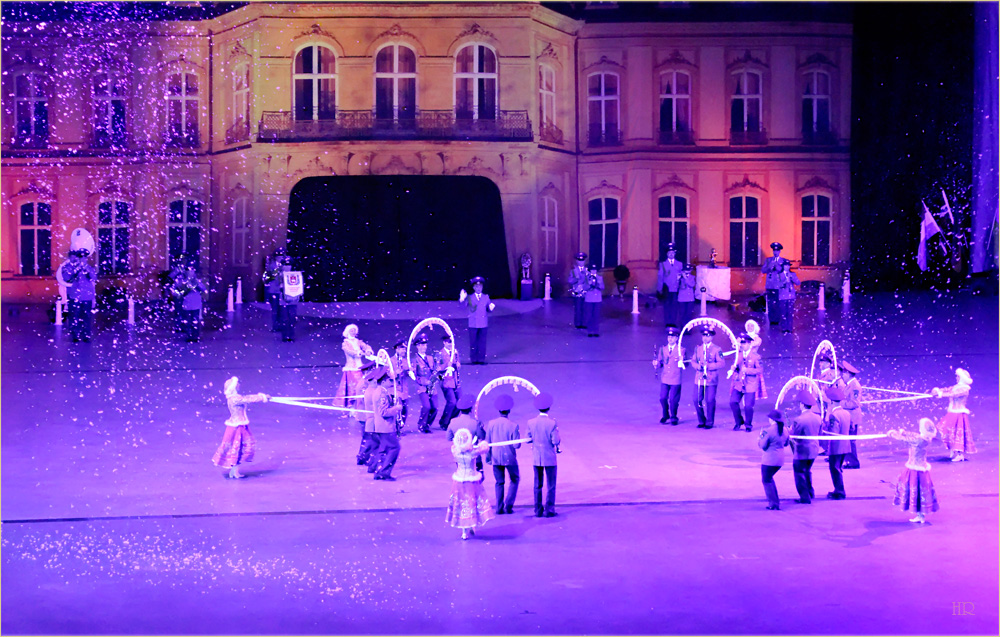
[917,201,944,271]
[940,189,955,226]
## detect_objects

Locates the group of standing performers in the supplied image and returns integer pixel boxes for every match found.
[263,248,302,342]
[568,252,606,336]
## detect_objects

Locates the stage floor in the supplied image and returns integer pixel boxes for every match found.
[2,291,997,634]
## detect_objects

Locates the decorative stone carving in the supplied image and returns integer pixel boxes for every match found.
[656,174,695,192]
[583,54,624,71]
[726,174,767,193]
[457,23,496,41]
[801,52,837,68]
[664,49,695,67]
[728,49,767,69]
[797,176,837,192]
[584,179,625,198]
[539,42,558,61]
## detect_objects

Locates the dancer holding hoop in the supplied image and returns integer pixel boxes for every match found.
[930,368,976,462]
[886,418,941,523]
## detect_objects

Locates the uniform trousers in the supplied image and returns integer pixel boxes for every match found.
[357,429,377,465]
[792,459,816,502]
[694,384,718,427]
[765,289,780,324]
[828,454,847,497]
[370,432,400,479]
[280,305,297,341]
[68,300,93,342]
[179,308,200,341]
[440,388,459,428]
[761,465,782,508]
[662,290,679,326]
[584,302,601,335]
[729,389,757,430]
[266,292,281,331]
[493,464,520,513]
[533,465,557,516]
[844,409,862,468]
[659,384,681,423]
[417,392,437,432]
[573,296,586,328]
[778,299,795,332]
[469,327,488,364]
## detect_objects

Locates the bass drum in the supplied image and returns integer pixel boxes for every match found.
[69,228,96,256]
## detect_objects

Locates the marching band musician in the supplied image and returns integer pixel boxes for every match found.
[729,333,765,432]
[789,390,824,504]
[692,326,726,429]
[412,334,439,433]
[436,334,462,430]
[369,365,404,481]
[823,385,852,500]
[583,264,605,337]
[776,259,801,333]
[656,242,685,327]
[278,255,301,342]
[761,242,785,324]
[262,248,286,332]
[485,394,521,515]
[677,264,697,328]
[815,353,837,455]
[459,276,495,365]
[171,258,206,343]
[60,248,96,343]
[567,252,589,329]
[357,360,381,469]
[390,339,411,433]
[653,325,685,425]
[838,360,864,469]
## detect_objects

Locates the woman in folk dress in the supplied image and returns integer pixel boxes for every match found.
[886,418,941,523]
[930,368,976,462]
[445,428,495,539]
[336,324,374,407]
[212,376,269,479]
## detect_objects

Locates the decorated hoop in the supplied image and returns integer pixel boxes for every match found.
[473,376,541,420]
[774,375,826,421]
[808,340,839,382]
[677,317,740,369]
[406,317,457,379]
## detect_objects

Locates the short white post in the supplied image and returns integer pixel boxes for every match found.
[227,286,235,312]
[700,288,708,316]
[842,271,851,304]
[236,278,243,305]
[543,273,552,301]
[127,296,135,324]
[55,298,64,326]
[631,286,640,315]
[818,283,827,311]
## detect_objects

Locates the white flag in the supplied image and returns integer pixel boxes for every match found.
[917,201,943,271]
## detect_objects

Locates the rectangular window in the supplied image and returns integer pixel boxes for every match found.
[232,198,251,266]
[97,201,130,275]
[801,194,832,265]
[541,196,558,265]
[729,196,760,267]
[658,196,689,263]
[588,198,620,269]
[18,202,53,276]
[167,200,203,268]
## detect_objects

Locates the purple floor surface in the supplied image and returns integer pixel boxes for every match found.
[2,291,998,634]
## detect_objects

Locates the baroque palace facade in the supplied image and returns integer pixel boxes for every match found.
[1,2,851,302]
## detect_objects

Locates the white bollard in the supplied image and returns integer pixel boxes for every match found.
[842,271,851,304]
[127,296,135,324]
[818,283,826,311]
[631,286,640,315]
[700,288,708,316]
[236,278,243,305]
[543,273,552,301]
[55,298,63,326]
[227,286,235,312]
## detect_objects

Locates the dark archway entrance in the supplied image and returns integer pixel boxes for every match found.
[287,175,511,301]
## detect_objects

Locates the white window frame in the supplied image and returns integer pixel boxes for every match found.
[802,69,831,134]
[166,199,203,267]
[587,72,620,135]
[539,64,556,127]
[14,72,48,142]
[658,70,690,133]
[588,196,621,269]
[97,199,131,275]
[728,195,760,267]
[731,69,762,132]
[232,197,251,267]
[18,201,52,276]
[374,44,417,122]
[541,195,558,265]
[165,71,199,144]
[801,192,833,266]
[454,43,498,121]
[93,71,128,146]
[232,62,251,133]
[293,44,338,121]
[657,194,689,262]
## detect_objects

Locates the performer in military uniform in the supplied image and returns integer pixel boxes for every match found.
[656,243,685,327]
[789,390,823,504]
[356,360,380,467]
[692,326,725,428]
[485,394,521,515]
[459,276,495,364]
[446,395,486,443]
[567,252,589,329]
[369,366,404,481]
[729,333,764,432]
[412,334,439,433]
[677,264,696,328]
[61,249,96,343]
[262,248,286,332]
[824,385,851,500]
[278,256,301,342]
[776,259,801,333]
[760,242,784,324]
[390,339,411,432]
[583,264,605,337]
[815,353,837,455]
[838,360,864,469]
[653,325,684,425]
[436,334,462,429]
[527,392,561,517]
[171,259,206,342]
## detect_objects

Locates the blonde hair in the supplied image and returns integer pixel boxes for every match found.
[918,417,937,438]
[224,376,240,397]
[452,428,473,452]
[955,368,973,385]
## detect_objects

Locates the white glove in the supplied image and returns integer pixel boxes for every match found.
[652,360,658,368]
[488,302,495,311]
[445,366,455,376]
[459,289,468,302]
[726,369,734,379]
[408,371,416,381]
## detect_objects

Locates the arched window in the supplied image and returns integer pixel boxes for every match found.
[167,200,202,268]
[729,195,760,267]
[294,45,337,121]
[659,70,691,140]
[14,72,48,147]
[166,72,199,146]
[93,72,127,147]
[657,195,689,263]
[231,62,251,140]
[587,72,620,146]
[455,44,497,121]
[730,70,762,140]
[375,44,417,122]
[97,200,131,275]
[588,197,620,269]
[801,193,832,265]
[802,70,831,142]
[18,202,52,276]
[540,195,558,265]
[232,197,251,266]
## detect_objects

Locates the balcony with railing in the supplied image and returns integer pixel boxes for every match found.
[658,129,695,146]
[588,126,622,147]
[730,128,769,146]
[802,127,838,146]
[258,110,532,143]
